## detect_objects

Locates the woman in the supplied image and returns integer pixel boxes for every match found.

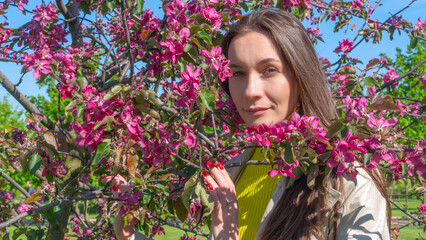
[105,8,391,240]
[202,8,391,240]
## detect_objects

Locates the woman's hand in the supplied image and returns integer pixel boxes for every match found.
[100,174,135,240]
[203,161,239,240]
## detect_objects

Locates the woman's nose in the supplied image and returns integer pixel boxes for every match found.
[244,73,262,99]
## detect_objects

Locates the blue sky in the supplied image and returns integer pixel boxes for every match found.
[1,0,425,111]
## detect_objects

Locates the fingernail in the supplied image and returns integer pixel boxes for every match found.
[217,162,224,170]
[202,170,209,177]
[206,161,214,169]
[208,183,213,190]
[100,176,109,181]
[112,186,119,192]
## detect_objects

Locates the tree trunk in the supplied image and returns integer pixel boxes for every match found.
[45,202,73,240]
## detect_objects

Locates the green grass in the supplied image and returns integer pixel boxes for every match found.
[391,198,425,239]
[391,198,423,217]
[6,198,425,240]
[153,225,207,240]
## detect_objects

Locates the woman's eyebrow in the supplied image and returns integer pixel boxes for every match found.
[257,58,281,65]
[229,58,281,68]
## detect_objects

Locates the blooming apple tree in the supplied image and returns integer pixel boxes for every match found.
[0,0,425,239]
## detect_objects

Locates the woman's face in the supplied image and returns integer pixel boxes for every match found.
[227,31,299,127]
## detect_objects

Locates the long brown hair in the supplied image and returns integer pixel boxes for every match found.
[220,8,391,239]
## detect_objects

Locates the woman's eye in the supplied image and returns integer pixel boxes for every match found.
[265,68,278,74]
[232,71,244,77]
[264,67,278,76]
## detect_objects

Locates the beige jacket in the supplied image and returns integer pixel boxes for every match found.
[220,148,390,240]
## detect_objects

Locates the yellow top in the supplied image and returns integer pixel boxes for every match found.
[235,148,282,240]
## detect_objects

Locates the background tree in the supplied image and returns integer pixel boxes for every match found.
[0,1,425,239]
[0,96,24,129]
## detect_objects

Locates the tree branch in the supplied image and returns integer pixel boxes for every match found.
[378,59,426,92]
[0,70,59,131]
[389,198,423,223]
[0,172,43,207]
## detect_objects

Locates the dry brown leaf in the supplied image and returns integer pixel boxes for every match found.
[44,130,68,152]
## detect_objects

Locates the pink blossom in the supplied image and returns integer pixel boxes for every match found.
[405,140,426,176]
[350,0,363,8]
[200,46,232,82]
[202,6,221,31]
[150,225,164,238]
[32,2,57,26]
[344,96,368,121]
[382,68,399,86]
[189,201,202,217]
[421,75,426,91]
[184,132,196,147]
[327,140,355,170]
[119,191,142,205]
[334,38,353,55]
[367,149,398,169]
[367,115,398,130]
[414,18,426,35]
[17,203,33,213]
[418,204,426,212]
[268,159,300,178]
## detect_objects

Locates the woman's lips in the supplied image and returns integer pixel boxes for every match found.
[246,107,270,116]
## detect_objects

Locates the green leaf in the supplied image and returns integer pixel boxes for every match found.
[389,25,396,40]
[80,1,91,15]
[183,43,192,52]
[363,153,373,166]
[364,76,376,87]
[134,0,144,15]
[106,0,115,11]
[283,143,294,164]
[76,105,86,119]
[409,37,418,49]
[175,197,188,222]
[290,6,302,19]
[199,88,215,112]
[197,31,212,46]
[104,85,122,101]
[29,154,42,176]
[93,142,109,165]
[326,121,344,139]
[42,208,56,226]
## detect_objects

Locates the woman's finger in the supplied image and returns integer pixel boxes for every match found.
[203,170,237,214]
[206,161,236,194]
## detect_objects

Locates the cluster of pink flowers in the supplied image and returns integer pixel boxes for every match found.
[414,18,426,35]
[334,38,354,55]
[0,26,13,57]
[140,122,181,167]
[150,225,164,238]
[36,152,67,178]
[68,214,94,238]
[181,235,202,240]
[189,200,202,217]
[169,64,202,108]
[405,140,426,176]
[245,112,329,178]
[11,129,27,144]
[72,86,122,152]
[282,0,312,11]
[16,203,33,213]
[200,46,232,82]
[0,189,13,202]
[343,96,368,122]
[243,109,406,180]
[382,68,400,86]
